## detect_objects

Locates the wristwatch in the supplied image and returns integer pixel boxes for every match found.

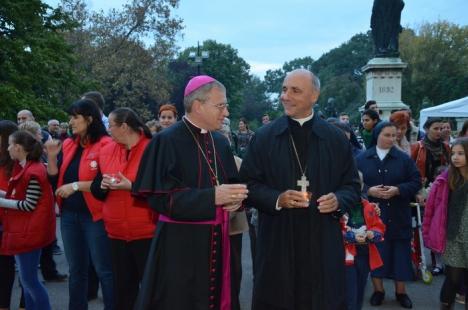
[72,182,79,192]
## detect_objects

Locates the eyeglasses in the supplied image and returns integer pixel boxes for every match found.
[209,103,229,111]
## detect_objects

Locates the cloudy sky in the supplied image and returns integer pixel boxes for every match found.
[46,0,468,77]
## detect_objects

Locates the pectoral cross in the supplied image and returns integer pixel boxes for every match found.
[297,174,309,192]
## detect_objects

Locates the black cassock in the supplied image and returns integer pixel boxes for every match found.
[132,119,239,310]
[239,115,360,310]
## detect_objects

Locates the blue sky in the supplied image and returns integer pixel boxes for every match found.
[46,0,467,77]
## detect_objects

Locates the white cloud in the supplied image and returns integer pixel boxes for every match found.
[248,61,282,79]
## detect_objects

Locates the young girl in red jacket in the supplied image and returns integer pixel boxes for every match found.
[424,137,468,309]
[0,130,55,310]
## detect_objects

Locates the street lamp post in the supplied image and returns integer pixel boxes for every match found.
[189,41,209,75]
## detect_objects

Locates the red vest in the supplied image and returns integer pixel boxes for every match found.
[1,161,56,255]
[57,136,112,221]
[0,166,9,191]
[0,166,10,224]
[99,135,157,241]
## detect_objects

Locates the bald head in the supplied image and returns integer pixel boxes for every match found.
[281,69,321,119]
[286,69,321,93]
[17,110,34,124]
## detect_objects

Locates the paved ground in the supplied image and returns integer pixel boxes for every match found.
[9,224,464,310]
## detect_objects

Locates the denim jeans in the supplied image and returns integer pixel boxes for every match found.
[61,209,114,310]
[15,249,51,310]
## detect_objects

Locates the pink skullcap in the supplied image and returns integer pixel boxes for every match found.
[184,75,216,97]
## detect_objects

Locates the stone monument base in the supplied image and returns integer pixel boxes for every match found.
[362,57,409,120]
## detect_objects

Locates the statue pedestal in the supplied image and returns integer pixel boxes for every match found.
[361,57,409,120]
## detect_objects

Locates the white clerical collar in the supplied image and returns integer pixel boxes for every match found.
[183,116,208,134]
[376,146,390,161]
[291,111,314,126]
[19,159,27,167]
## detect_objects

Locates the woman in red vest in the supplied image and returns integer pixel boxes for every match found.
[0,120,18,310]
[0,130,55,310]
[90,107,156,310]
[45,99,114,310]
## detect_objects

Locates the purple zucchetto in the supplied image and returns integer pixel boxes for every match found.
[184,75,216,97]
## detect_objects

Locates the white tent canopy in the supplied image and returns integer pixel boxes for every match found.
[419,96,468,130]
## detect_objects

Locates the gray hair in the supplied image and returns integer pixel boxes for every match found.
[18,120,41,137]
[311,74,321,92]
[183,81,226,113]
[48,119,59,126]
[17,109,34,119]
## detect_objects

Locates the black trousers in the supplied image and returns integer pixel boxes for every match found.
[230,233,243,310]
[245,209,257,276]
[110,238,152,310]
[0,254,15,308]
[440,265,468,308]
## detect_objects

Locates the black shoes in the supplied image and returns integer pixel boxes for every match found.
[432,266,444,276]
[396,293,413,309]
[370,291,385,306]
[370,290,413,308]
[43,273,67,282]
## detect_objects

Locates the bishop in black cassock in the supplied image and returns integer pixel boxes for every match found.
[132,76,247,310]
[239,69,360,310]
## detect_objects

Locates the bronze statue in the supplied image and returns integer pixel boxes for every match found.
[371,0,405,57]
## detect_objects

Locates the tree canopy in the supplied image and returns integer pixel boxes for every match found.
[1,1,465,128]
[400,21,468,114]
[0,0,78,120]
[169,40,251,120]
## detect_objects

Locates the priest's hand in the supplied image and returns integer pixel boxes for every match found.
[278,190,309,209]
[215,184,248,206]
[317,193,338,213]
[223,202,242,212]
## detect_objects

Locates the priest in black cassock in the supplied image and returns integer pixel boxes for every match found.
[239,69,361,310]
[132,75,248,310]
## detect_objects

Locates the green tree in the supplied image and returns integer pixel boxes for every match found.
[172,40,251,119]
[312,32,373,120]
[264,56,315,96]
[239,75,272,128]
[0,0,79,122]
[58,0,183,120]
[263,33,373,121]
[399,21,468,114]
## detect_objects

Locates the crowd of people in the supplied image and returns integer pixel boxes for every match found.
[0,70,467,310]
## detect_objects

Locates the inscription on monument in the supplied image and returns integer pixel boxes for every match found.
[379,86,394,93]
